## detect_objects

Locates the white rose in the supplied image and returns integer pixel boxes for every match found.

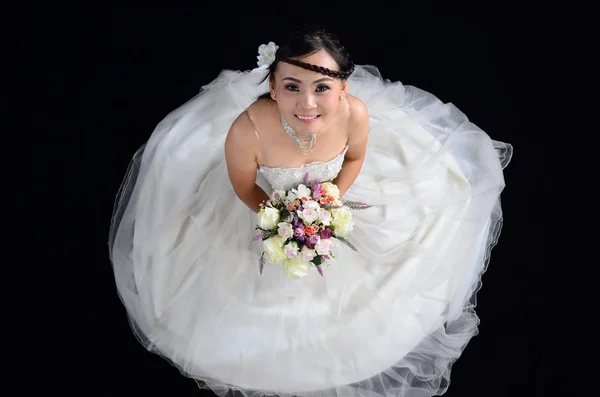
[298,208,318,224]
[257,42,278,67]
[331,207,354,238]
[321,182,340,200]
[317,208,331,226]
[300,246,317,262]
[277,222,293,239]
[257,207,280,230]
[315,238,333,255]
[263,235,287,263]
[283,241,300,259]
[282,257,312,279]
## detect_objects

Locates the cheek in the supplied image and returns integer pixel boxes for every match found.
[320,95,339,111]
[276,95,296,111]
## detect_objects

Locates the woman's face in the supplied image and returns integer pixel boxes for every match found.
[271,49,348,135]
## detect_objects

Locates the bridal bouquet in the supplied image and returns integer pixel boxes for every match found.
[252,173,371,279]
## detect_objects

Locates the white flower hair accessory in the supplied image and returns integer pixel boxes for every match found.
[257,42,278,67]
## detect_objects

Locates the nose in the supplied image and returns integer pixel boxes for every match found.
[297,92,317,109]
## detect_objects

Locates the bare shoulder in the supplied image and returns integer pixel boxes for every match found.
[347,95,369,125]
[225,106,261,165]
[246,98,278,124]
[346,95,369,147]
[224,101,269,202]
[226,111,254,147]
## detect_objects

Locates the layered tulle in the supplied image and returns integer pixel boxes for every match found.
[109,65,512,397]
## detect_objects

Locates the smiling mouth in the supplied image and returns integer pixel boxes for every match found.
[295,115,321,122]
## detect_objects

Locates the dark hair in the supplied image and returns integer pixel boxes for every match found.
[257,25,355,100]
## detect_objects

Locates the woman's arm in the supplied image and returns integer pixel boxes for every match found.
[224,112,269,213]
[333,99,370,198]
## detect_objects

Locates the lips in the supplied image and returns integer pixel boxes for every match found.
[295,115,320,123]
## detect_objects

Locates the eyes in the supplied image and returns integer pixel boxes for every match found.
[284,84,330,93]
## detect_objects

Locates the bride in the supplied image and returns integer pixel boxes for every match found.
[226,34,366,214]
[109,24,513,397]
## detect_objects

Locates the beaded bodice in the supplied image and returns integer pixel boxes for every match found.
[257,146,349,190]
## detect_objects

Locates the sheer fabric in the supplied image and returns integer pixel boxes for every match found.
[109,65,512,397]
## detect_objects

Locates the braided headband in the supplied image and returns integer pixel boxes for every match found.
[279,58,355,80]
[257,42,354,80]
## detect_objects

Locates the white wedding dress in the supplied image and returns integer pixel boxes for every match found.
[109,64,512,397]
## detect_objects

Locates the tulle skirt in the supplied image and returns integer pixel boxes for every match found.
[109,65,512,397]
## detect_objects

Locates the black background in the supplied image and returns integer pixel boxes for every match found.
[18,4,545,397]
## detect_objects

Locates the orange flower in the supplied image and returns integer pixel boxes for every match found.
[300,197,308,202]
[304,226,315,235]
[287,204,295,212]
[327,196,335,203]
[319,197,329,204]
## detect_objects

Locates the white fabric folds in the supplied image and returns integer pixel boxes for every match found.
[109,65,512,397]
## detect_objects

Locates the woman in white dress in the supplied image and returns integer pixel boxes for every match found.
[109,24,513,397]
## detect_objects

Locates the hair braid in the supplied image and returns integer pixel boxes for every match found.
[280,58,355,80]
[256,25,355,99]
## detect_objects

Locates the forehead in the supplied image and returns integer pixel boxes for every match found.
[275,49,340,80]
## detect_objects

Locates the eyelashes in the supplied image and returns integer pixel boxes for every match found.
[284,84,330,93]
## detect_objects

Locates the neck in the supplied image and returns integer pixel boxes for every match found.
[280,116,316,138]
[280,115,317,155]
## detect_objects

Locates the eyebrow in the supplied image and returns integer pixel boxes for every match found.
[282,77,334,84]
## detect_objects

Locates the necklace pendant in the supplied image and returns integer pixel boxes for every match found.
[280,116,316,156]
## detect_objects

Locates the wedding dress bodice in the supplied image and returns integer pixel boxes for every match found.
[257,146,349,190]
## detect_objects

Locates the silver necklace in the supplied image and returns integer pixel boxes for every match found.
[280,116,316,156]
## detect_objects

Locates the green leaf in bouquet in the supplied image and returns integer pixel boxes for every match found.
[311,255,324,277]
[262,229,277,241]
[311,256,322,266]
[280,208,293,223]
